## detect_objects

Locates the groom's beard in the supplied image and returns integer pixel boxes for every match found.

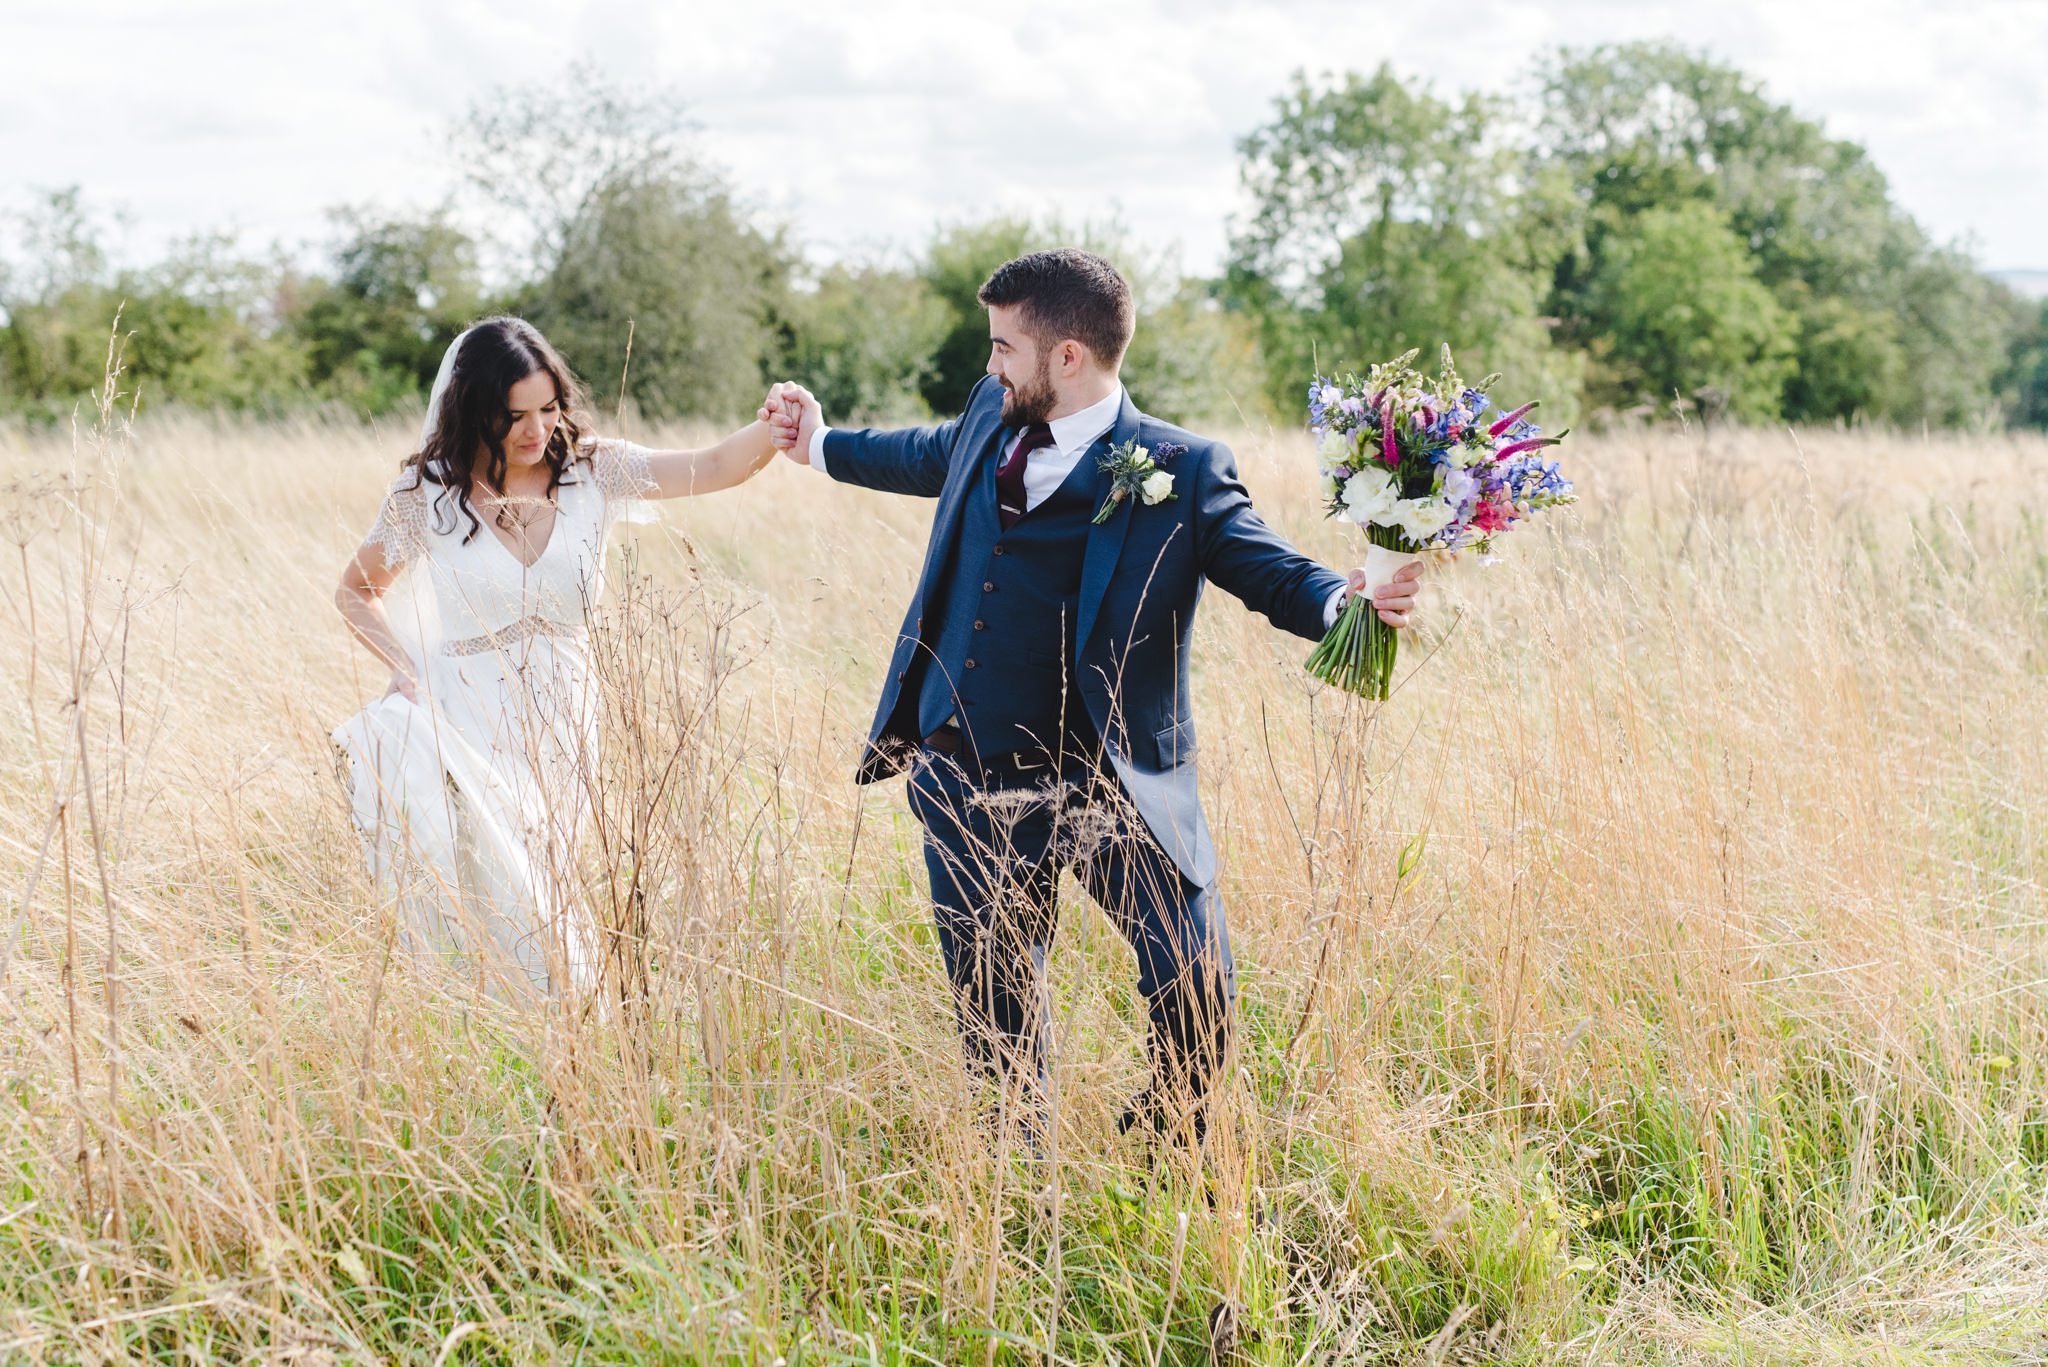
[999,356,1057,426]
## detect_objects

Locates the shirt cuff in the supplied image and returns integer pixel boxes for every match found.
[807,426,833,473]
[1323,583,1351,630]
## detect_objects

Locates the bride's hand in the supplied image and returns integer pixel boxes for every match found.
[758,385,797,449]
[758,382,821,464]
[384,670,420,703]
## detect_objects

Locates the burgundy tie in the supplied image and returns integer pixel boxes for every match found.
[996,423,1055,530]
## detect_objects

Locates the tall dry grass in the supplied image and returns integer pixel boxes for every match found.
[3,370,2047,1362]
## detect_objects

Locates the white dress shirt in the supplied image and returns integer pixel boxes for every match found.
[807,388,1352,627]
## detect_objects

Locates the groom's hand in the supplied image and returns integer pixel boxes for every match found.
[758,382,822,465]
[1348,561,1423,629]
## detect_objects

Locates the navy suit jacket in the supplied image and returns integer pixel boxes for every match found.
[822,376,1346,886]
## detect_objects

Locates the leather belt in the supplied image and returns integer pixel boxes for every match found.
[922,725,1065,774]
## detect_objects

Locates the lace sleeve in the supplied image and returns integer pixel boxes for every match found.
[362,475,432,571]
[585,438,659,504]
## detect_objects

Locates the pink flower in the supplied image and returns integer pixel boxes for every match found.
[1495,436,1561,461]
[1489,401,1538,438]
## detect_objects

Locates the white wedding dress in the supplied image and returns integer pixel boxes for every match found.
[332,438,656,999]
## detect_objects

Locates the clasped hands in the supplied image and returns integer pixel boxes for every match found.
[753,381,1420,628]
[758,382,819,464]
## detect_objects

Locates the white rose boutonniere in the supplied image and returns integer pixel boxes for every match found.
[1094,439,1186,525]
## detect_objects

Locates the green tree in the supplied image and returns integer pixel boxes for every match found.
[1536,42,2012,426]
[290,208,486,414]
[1779,292,1905,424]
[113,233,308,410]
[456,64,794,422]
[1586,201,1796,421]
[1,191,306,415]
[452,58,703,278]
[917,216,1044,412]
[2002,298,2048,429]
[1538,43,1898,296]
[782,261,948,424]
[1226,66,1582,422]
[0,189,125,408]
[521,172,792,422]
[1881,240,2015,428]
[1120,281,1272,429]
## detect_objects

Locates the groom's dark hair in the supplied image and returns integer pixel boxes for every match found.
[978,249,1135,369]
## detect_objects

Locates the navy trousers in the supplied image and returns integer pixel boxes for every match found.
[903,745,1235,1109]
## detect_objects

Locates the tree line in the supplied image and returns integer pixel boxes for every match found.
[3,45,2043,432]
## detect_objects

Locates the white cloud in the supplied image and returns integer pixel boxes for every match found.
[5,0,2044,277]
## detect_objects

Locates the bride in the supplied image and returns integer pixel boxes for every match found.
[332,316,778,1001]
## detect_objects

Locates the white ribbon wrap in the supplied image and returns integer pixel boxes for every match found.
[1361,541,1425,596]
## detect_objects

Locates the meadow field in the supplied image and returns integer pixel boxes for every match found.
[3,395,2047,1363]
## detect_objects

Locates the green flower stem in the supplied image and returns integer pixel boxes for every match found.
[1304,528,1406,700]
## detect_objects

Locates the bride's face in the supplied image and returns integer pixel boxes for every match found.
[501,369,563,469]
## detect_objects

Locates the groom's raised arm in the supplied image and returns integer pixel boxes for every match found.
[769,377,999,499]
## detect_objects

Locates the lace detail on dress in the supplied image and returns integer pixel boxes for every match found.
[442,615,582,656]
[363,474,435,570]
[585,438,658,503]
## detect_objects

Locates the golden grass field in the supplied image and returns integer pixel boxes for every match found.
[3,389,2047,1362]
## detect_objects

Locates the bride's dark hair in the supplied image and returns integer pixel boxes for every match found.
[399,316,593,544]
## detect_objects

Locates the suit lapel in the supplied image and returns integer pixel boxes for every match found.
[918,409,1009,598]
[969,423,1009,540]
[1075,389,1143,655]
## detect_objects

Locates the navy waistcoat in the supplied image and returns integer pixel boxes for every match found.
[912,436,1099,756]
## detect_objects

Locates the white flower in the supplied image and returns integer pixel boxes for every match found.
[1140,470,1175,505]
[1316,425,1366,464]
[1391,497,1455,542]
[1438,466,1478,511]
[1339,465,1399,526]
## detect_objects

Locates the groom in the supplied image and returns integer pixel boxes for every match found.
[762,249,1419,1143]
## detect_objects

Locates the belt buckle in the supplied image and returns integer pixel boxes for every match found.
[1009,749,1050,773]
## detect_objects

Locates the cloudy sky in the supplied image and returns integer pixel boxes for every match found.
[7,0,2044,280]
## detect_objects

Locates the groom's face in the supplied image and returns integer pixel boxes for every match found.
[986,304,1057,426]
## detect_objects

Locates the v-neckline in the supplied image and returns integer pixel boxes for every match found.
[477,482,560,571]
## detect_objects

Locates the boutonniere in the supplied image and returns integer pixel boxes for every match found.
[1092,439,1185,525]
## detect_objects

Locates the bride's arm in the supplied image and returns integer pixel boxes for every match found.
[638,420,780,499]
[335,547,420,700]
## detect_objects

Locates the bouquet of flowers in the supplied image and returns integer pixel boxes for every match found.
[1304,345,1574,699]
